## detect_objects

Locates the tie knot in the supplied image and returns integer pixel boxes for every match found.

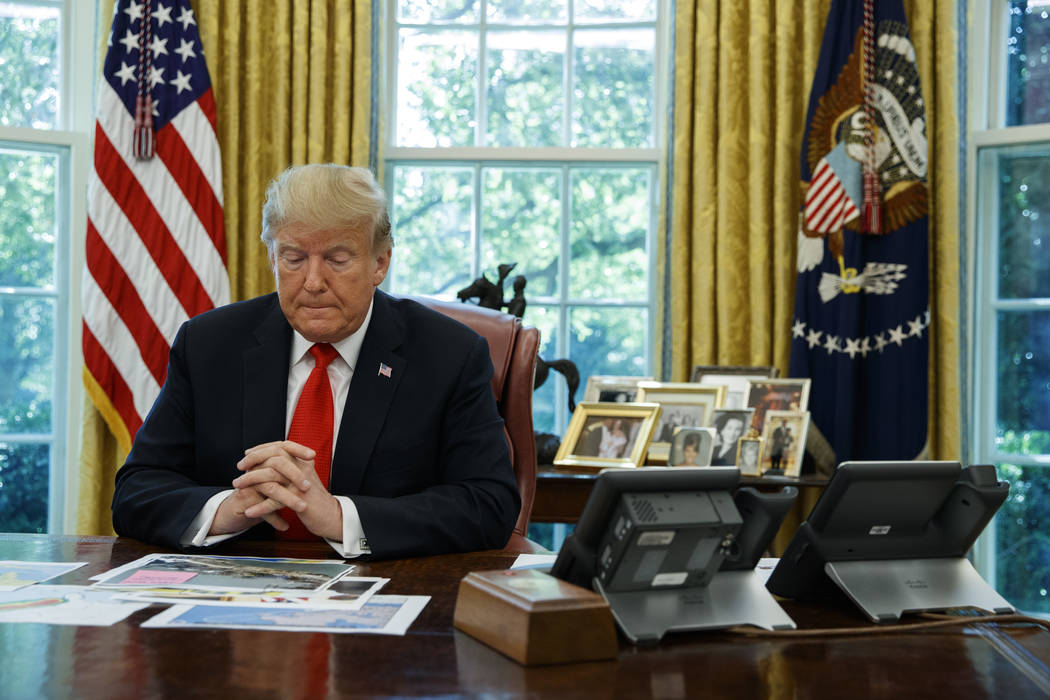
[309,343,339,370]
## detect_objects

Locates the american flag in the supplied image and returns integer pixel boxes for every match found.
[83,0,229,451]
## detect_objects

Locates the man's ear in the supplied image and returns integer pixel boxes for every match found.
[373,246,392,287]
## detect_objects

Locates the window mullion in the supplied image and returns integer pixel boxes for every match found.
[477,5,487,148]
[564,7,574,147]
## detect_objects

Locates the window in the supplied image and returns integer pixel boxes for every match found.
[383,0,666,437]
[970,0,1050,613]
[0,0,94,533]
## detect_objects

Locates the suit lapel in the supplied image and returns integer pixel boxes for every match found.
[243,295,292,450]
[330,291,405,495]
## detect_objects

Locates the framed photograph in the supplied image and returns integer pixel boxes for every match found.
[553,401,662,469]
[708,408,755,466]
[636,382,726,462]
[691,365,779,410]
[745,378,812,434]
[736,437,763,476]
[758,410,810,477]
[668,427,716,467]
[582,375,654,403]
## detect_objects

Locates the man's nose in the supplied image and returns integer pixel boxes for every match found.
[303,257,326,291]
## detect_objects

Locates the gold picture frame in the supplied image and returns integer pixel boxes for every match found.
[581,375,654,403]
[553,401,663,469]
[745,378,812,434]
[758,410,810,477]
[636,382,726,462]
[690,365,780,410]
[736,437,763,476]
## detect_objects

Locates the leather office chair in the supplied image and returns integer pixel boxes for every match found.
[410,296,544,552]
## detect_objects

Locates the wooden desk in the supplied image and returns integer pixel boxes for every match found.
[2,534,1049,698]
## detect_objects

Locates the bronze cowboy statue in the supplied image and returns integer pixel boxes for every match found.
[456,263,579,413]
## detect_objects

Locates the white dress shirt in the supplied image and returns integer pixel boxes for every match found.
[180,299,375,557]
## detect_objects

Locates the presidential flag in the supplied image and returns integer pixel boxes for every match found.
[83,0,229,452]
[790,0,928,462]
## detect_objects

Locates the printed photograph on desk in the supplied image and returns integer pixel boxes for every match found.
[114,575,388,610]
[553,401,661,468]
[757,410,810,478]
[745,378,811,434]
[667,427,716,466]
[582,375,654,403]
[91,554,353,592]
[636,382,725,462]
[690,365,779,409]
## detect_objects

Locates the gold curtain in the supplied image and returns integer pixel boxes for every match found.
[668,0,959,451]
[668,0,960,551]
[77,0,374,535]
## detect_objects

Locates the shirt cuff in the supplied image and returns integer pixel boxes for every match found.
[179,489,248,547]
[325,496,371,558]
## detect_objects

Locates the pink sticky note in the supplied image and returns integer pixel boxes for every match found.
[122,569,198,585]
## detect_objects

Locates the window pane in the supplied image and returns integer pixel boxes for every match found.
[993,463,1050,613]
[569,167,649,299]
[997,310,1050,442]
[569,306,648,385]
[574,0,657,23]
[389,165,474,296]
[0,147,58,288]
[397,30,478,147]
[994,147,1050,298]
[572,29,654,147]
[397,0,478,24]
[481,167,561,298]
[1006,1,1050,127]
[0,442,49,533]
[528,305,559,434]
[487,0,566,24]
[486,31,564,147]
[0,296,53,434]
[0,4,59,129]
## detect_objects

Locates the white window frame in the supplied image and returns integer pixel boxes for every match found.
[0,0,96,533]
[382,0,669,433]
[967,0,1050,590]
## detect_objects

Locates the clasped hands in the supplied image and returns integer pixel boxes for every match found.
[210,441,342,540]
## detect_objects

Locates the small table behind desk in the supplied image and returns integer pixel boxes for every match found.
[535,465,829,554]
[2,534,1049,698]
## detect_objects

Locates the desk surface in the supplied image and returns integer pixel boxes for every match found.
[2,534,1049,698]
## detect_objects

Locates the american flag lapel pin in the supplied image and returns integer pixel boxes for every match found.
[378,362,393,378]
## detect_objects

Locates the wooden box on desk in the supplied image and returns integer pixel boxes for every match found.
[453,568,618,666]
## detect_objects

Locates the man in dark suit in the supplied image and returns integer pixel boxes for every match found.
[111,164,519,559]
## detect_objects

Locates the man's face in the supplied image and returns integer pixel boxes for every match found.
[270,221,391,343]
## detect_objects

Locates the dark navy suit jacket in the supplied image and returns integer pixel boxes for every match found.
[111,290,520,557]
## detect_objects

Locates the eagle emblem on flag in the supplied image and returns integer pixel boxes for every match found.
[798,20,928,303]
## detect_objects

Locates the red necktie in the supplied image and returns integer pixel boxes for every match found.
[277,343,339,540]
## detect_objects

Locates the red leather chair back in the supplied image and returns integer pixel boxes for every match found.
[410,296,540,539]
